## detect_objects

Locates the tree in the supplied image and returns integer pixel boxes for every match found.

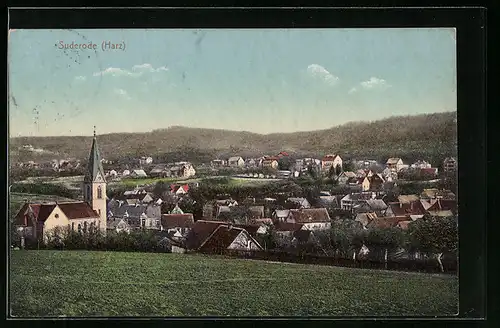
[335,164,342,176]
[364,227,406,267]
[317,219,365,259]
[328,165,336,180]
[343,161,354,173]
[278,157,293,171]
[407,216,458,272]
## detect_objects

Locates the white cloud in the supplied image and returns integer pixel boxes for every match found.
[114,88,131,100]
[307,64,339,86]
[360,77,391,90]
[348,87,357,94]
[74,76,86,81]
[132,63,169,73]
[93,64,168,78]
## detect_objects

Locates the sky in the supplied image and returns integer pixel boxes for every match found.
[8,28,456,137]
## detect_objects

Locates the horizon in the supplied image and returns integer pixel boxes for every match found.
[9,110,456,139]
[9,28,456,137]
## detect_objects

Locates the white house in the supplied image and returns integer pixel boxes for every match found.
[386,158,405,172]
[139,156,153,166]
[321,154,343,172]
[130,169,148,178]
[286,208,332,231]
[228,156,245,167]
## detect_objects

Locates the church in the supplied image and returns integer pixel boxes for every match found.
[14,129,108,243]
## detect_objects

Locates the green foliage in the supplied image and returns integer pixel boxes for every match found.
[407,216,458,255]
[365,227,406,251]
[10,183,77,199]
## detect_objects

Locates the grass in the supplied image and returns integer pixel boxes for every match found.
[9,250,458,317]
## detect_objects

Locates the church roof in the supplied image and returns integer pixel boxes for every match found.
[85,131,106,183]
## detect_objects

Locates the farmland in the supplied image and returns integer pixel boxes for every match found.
[9,250,458,317]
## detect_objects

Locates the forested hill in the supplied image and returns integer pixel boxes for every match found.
[9,111,457,165]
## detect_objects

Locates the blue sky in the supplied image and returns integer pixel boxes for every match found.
[8,28,456,137]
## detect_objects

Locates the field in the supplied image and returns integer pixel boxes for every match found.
[9,250,458,317]
[114,176,277,188]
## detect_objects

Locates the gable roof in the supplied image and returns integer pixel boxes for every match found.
[198,225,262,252]
[396,220,413,230]
[58,202,100,220]
[340,171,357,178]
[108,218,130,229]
[274,222,304,232]
[388,201,426,217]
[161,213,195,229]
[15,203,57,225]
[427,199,457,215]
[274,209,290,218]
[288,208,331,223]
[355,212,378,227]
[364,199,388,211]
[228,156,243,162]
[367,216,409,229]
[322,154,340,162]
[398,195,420,204]
[186,220,227,249]
[386,158,402,164]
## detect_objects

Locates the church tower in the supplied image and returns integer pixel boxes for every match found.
[83,126,107,234]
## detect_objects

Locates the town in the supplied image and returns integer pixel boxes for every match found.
[11,132,458,273]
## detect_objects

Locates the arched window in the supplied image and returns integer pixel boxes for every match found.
[83,221,88,233]
[97,186,103,199]
[98,209,101,216]
[72,222,75,231]
[86,185,91,200]
[78,224,82,233]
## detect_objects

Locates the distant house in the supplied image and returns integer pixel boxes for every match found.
[164,162,196,178]
[262,157,280,169]
[355,212,379,229]
[216,205,265,223]
[318,195,339,208]
[420,189,456,201]
[198,225,263,254]
[211,159,227,168]
[397,195,420,204]
[244,158,258,168]
[139,156,153,166]
[381,168,398,182]
[273,222,305,247]
[185,220,228,250]
[338,171,357,185]
[386,158,405,172]
[385,201,426,221]
[443,157,457,172]
[426,199,457,217]
[411,160,432,169]
[130,169,148,178]
[122,169,131,177]
[161,213,195,236]
[321,154,343,172]
[366,216,411,229]
[341,192,382,212]
[418,167,439,177]
[107,218,131,234]
[361,174,385,192]
[285,208,332,230]
[286,197,311,209]
[149,164,169,178]
[273,209,291,222]
[228,156,245,168]
[354,199,388,215]
[107,170,118,178]
[170,184,189,195]
[107,203,162,230]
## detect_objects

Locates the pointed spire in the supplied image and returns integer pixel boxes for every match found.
[85,126,106,183]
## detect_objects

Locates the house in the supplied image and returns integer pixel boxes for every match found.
[228,156,245,168]
[355,160,379,169]
[130,169,148,178]
[244,158,258,168]
[107,203,162,230]
[286,208,332,230]
[386,158,405,172]
[354,199,388,215]
[277,151,289,157]
[397,195,420,204]
[122,169,131,177]
[286,197,311,209]
[273,222,305,247]
[366,216,410,229]
[381,168,398,182]
[107,218,131,234]
[163,162,196,178]
[198,225,263,253]
[170,184,189,195]
[215,205,265,223]
[355,212,378,229]
[139,156,153,166]
[170,204,184,214]
[273,209,290,222]
[14,201,101,243]
[426,199,457,217]
[107,170,118,178]
[262,157,279,169]
[411,160,432,169]
[321,154,343,172]
[385,201,426,221]
[340,192,381,211]
[318,195,339,208]
[185,220,228,250]
[420,189,456,201]
[161,213,195,236]
[443,157,457,172]
[149,164,169,177]
[418,167,439,177]
[361,174,385,192]
[337,171,357,185]
[211,159,227,168]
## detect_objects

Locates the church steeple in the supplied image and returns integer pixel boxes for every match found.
[85,126,106,183]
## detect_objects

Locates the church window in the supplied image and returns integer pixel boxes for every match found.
[97,186,103,199]
[86,186,91,200]
[72,222,75,231]
[78,224,82,233]
[98,209,101,216]
[84,221,88,233]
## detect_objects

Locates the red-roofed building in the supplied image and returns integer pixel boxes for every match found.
[426,199,457,217]
[170,184,189,195]
[386,201,426,220]
[198,225,263,254]
[321,154,343,172]
[14,201,101,243]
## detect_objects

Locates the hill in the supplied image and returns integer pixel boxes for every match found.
[10,250,458,317]
[9,111,457,165]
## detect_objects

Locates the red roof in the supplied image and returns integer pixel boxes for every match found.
[427,199,457,214]
[58,202,100,220]
[322,155,339,161]
[171,184,189,193]
[198,225,262,252]
[367,216,409,229]
[263,156,280,161]
[388,201,426,217]
[161,213,195,229]
[274,222,304,232]
[277,151,289,157]
[14,203,56,226]
[288,208,331,223]
[186,220,227,249]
